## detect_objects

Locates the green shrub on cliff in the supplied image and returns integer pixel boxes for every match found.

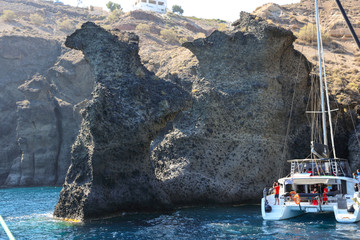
[179,37,188,44]
[107,9,122,23]
[160,29,178,44]
[1,10,17,22]
[106,1,122,12]
[30,13,44,26]
[172,5,184,15]
[217,23,227,31]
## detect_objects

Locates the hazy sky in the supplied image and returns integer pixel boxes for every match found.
[60,0,300,21]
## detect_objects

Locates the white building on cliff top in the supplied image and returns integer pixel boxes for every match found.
[133,0,167,14]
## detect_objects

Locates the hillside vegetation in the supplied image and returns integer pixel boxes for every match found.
[1,0,359,111]
[253,0,360,111]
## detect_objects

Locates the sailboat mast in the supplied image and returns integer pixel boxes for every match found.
[320,36,337,158]
[314,0,328,147]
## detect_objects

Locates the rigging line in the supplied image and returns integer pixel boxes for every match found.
[278,45,305,179]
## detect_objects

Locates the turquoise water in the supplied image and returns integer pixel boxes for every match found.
[1,188,360,239]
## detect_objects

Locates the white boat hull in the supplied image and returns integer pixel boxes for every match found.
[262,194,360,223]
[261,198,304,220]
[334,204,360,223]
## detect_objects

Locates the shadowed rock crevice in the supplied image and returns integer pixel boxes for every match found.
[53,100,63,185]
[54,22,191,221]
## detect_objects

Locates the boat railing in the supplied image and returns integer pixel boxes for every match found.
[288,158,351,177]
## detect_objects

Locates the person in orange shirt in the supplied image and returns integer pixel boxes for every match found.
[273,182,280,205]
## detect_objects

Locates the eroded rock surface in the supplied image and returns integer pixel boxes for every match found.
[53,22,191,221]
[151,12,311,204]
[0,36,94,187]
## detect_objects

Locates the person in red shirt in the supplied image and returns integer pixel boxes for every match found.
[273,182,280,205]
[322,186,328,204]
[312,188,319,205]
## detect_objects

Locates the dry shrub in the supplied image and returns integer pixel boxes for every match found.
[1,10,16,22]
[194,32,206,39]
[30,13,44,26]
[217,23,227,31]
[136,23,150,33]
[179,37,188,44]
[58,19,73,31]
[297,23,331,45]
[160,29,178,44]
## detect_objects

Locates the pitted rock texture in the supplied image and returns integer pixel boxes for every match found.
[151,12,311,204]
[53,22,191,221]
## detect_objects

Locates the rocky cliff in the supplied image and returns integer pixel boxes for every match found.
[151,12,311,204]
[53,22,191,221]
[53,13,311,220]
[0,36,94,186]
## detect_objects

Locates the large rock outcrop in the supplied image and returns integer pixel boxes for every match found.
[151,12,311,204]
[53,22,191,221]
[0,36,94,186]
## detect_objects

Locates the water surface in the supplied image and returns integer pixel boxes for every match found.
[0,187,359,239]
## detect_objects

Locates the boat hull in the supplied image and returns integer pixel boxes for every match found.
[261,195,360,223]
[261,198,304,220]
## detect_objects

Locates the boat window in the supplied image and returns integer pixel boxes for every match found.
[285,184,292,193]
[158,1,164,5]
[141,0,146,2]
[149,0,156,4]
[296,185,305,193]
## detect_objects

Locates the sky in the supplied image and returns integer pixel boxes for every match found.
[59,0,300,21]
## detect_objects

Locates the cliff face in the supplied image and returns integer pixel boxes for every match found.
[151,12,311,203]
[53,22,191,221]
[0,36,94,186]
[53,12,311,220]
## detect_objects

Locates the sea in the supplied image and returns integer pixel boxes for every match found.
[1,187,360,240]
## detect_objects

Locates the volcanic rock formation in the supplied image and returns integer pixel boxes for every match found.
[0,36,94,186]
[53,22,191,221]
[150,12,311,204]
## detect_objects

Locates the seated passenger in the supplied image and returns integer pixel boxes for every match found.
[312,188,318,205]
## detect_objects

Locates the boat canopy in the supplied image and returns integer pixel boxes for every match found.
[289,178,338,185]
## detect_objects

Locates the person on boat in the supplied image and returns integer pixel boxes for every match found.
[355,183,359,192]
[322,185,328,204]
[307,168,313,176]
[353,172,358,180]
[312,188,319,205]
[273,182,280,205]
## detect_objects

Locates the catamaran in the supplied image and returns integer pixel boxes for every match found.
[261,0,360,223]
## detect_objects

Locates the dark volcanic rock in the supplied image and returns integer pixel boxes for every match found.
[151,12,311,204]
[53,22,191,221]
[0,35,94,187]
